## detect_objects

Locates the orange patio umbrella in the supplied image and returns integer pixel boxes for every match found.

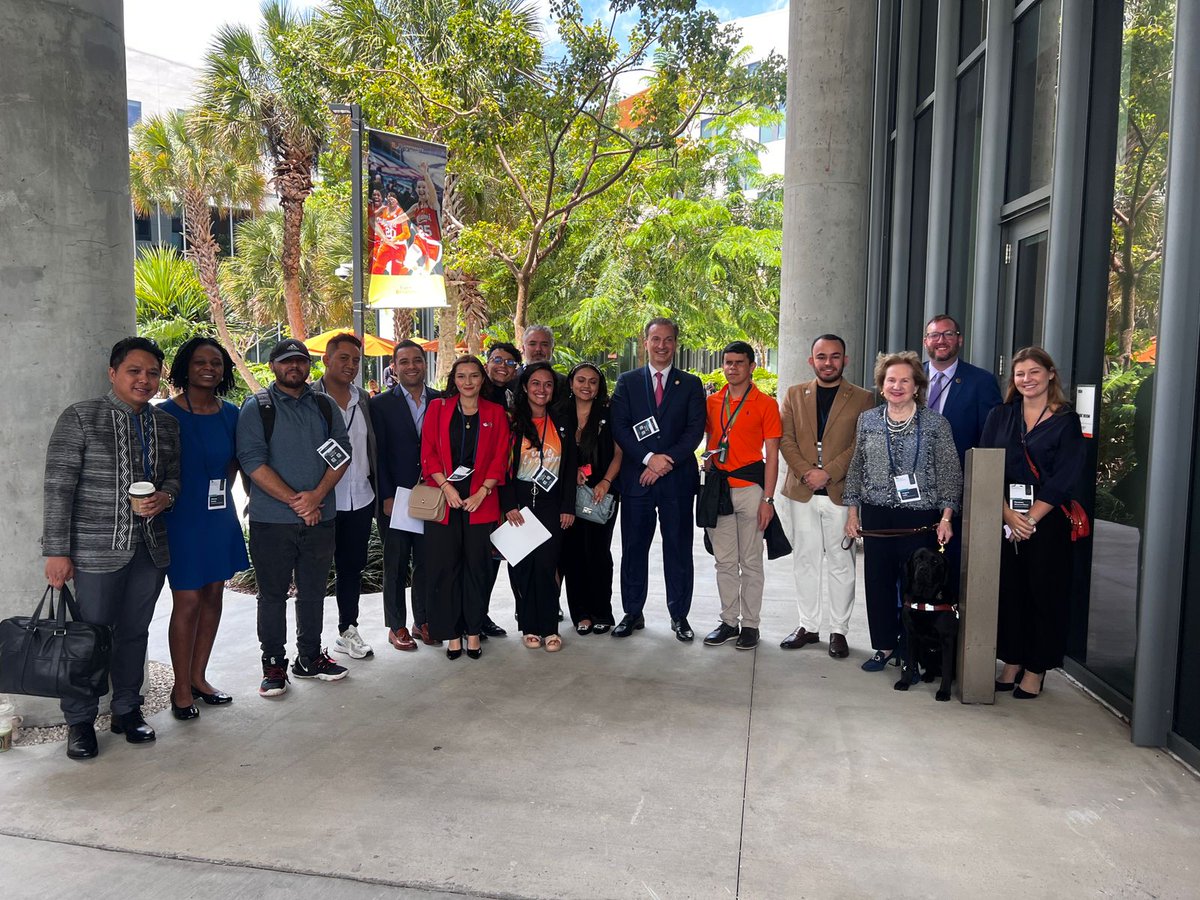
[421,337,469,353]
[304,329,397,357]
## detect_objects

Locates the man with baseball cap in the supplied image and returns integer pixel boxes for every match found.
[237,337,352,697]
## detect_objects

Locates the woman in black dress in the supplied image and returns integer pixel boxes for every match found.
[559,363,622,635]
[980,347,1085,698]
[501,363,577,651]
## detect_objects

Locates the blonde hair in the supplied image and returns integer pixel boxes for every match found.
[1005,346,1067,408]
[874,351,929,405]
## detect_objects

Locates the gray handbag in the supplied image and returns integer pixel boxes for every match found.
[574,484,616,524]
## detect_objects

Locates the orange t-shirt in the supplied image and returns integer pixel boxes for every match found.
[516,417,563,482]
[705,385,783,488]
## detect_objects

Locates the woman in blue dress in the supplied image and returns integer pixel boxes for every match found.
[161,337,250,719]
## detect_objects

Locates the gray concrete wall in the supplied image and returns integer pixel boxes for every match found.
[777,0,878,388]
[0,0,136,723]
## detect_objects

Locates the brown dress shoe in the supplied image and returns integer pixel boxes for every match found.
[389,627,418,652]
[828,633,850,658]
[780,627,820,650]
[413,623,442,646]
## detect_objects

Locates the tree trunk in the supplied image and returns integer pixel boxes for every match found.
[458,273,487,355]
[183,194,262,392]
[436,290,459,385]
[392,308,415,340]
[512,273,531,340]
[275,154,314,341]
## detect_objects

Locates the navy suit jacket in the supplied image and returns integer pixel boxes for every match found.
[610,366,706,498]
[928,359,1003,463]
[370,384,444,511]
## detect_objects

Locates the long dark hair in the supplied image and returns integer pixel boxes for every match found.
[444,355,487,396]
[169,336,236,396]
[511,362,559,448]
[567,362,609,461]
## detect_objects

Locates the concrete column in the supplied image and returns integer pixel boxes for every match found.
[0,0,135,723]
[958,448,1004,704]
[777,0,877,390]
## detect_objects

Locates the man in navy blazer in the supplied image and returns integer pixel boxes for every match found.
[370,340,444,651]
[610,318,707,641]
[923,314,1002,463]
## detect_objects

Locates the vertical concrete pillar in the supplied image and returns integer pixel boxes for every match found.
[958,448,1004,704]
[0,0,135,722]
[777,1,878,389]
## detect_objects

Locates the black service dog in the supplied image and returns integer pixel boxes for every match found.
[894,545,958,702]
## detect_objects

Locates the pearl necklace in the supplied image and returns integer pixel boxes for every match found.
[886,407,916,433]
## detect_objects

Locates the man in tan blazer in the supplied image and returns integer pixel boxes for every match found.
[779,335,875,657]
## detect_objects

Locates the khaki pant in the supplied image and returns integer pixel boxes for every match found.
[705,484,765,629]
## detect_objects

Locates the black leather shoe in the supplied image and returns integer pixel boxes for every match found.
[611,614,645,638]
[671,617,694,642]
[481,617,507,638]
[466,647,482,659]
[828,633,850,658]
[110,709,156,744]
[780,627,820,650]
[66,723,98,760]
[735,627,760,650]
[191,685,233,705]
[704,622,740,646]
[171,699,200,721]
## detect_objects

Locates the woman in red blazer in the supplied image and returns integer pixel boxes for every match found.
[420,355,511,659]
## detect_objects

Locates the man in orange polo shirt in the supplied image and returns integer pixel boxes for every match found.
[701,341,782,650]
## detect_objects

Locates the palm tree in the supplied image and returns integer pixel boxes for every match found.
[129,109,265,391]
[134,246,212,381]
[220,198,353,333]
[200,0,328,341]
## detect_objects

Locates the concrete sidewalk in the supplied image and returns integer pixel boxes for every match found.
[2,529,1198,899]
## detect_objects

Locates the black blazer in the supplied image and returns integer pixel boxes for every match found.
[370,384,444,510]
[501,407,578,517]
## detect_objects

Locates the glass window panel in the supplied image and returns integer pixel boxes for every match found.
[127,99,142,129]
[888,0,903,134]
[907,108,934,347]
[1083,1,1174,704]
[133,212,152,243]
[758,104,785,144]
[946,60,984,331]
[959,0,987,61]
[1004,0,1061,202]
[916,0,939,104]
[879,136,897,351]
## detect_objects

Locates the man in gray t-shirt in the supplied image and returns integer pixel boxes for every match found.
[237,338,351,697]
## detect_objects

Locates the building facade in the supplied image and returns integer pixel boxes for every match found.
[783,0,1198,764]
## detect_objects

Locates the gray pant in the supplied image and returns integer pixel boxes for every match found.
[705,485,765,629]
[62,543,165,726]
[249,520,336,662]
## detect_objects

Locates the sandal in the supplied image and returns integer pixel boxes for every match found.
[544,634,563,652]
[523,634,542,649]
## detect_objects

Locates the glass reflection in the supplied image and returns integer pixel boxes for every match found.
[1005,0,1061,202]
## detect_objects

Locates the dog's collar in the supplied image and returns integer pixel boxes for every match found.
[904,601,958,614]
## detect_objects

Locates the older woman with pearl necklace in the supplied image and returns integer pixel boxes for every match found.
[844,351,962,673]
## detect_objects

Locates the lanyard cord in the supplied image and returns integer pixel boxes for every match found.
[132,411,154,481]
[885,414,921,476]
[183,395,234,479]
[718,385,753,446]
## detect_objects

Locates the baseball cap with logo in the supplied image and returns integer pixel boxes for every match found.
[269,338,312,363]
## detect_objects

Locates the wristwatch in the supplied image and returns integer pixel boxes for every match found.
[762,496,775,505]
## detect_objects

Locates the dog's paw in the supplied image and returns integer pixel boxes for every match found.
[935,689,951,702]
[893,679,910,691]
[922,671,936,683]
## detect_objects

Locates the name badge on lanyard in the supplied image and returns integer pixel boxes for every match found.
[894,474,921,504]
[532,466,559,491]
[447,465,474,482]
[634,415,660,441]
[208,479,227,510]
[1009,483,1033,512]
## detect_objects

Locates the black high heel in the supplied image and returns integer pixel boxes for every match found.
[466,647,482,659]
[446,645,463,660]
[171,699,199,720]
[1013,671,1044,699]
[995,668,1023,693]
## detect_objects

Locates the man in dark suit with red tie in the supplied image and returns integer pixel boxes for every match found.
[610,318,706,641]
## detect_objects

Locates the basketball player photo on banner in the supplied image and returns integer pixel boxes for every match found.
[367,129,449,309]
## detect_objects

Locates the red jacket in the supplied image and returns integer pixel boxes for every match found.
[420,395,510,525]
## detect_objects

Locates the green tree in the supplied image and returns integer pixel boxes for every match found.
[200,0,330,340]
[134,246,211,376]
[220,191,353,333]
[129,109,266,391]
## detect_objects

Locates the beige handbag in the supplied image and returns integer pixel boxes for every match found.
[408,483,447,521]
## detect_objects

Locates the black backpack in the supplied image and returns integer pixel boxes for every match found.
[239,389,337,502]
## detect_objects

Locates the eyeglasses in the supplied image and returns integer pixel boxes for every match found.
[924,331,960,342]
[488,356,519,368]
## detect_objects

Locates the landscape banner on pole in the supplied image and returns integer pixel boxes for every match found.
[366,129,448,309]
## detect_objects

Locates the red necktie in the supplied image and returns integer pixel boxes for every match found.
[654,371,664,406]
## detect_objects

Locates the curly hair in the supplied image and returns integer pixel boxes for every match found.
[873,350,929,405]
[169,336,236,396]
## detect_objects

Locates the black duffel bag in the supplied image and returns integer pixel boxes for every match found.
[0,585,112,702]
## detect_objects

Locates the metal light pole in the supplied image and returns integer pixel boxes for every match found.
[330,102,365,384]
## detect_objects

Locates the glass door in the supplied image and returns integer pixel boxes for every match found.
[996,209,1050,380]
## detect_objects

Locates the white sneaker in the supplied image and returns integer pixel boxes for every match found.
[334,625,374,659]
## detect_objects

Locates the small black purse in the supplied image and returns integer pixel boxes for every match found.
[0,585,113,702]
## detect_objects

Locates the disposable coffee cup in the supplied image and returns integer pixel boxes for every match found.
[129,481,156,516]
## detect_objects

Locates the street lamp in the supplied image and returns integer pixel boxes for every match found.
[329,102,364,373]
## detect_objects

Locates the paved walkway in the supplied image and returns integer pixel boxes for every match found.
[2,527,1199,899]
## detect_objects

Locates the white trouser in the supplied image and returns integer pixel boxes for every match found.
[786,494,857,635]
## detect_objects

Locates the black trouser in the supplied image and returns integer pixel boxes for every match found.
[62,544,165,725]
[425,508,493,640]
[997,508,1072,673]
[250,520,335,662]
[860,504,941,653]
[561,499,619,627]
[333,503,374,633]
[381,517,427,629]
[509,482,567,637]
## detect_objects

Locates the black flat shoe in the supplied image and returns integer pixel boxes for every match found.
[466,647,482,659]
[1013,671,1045,699]
[171,699,200,721]
[576,622,594,636]
[592,623,612,635]
[481,617,507,637]
[611,614,645,638]
[191,685,233,705]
